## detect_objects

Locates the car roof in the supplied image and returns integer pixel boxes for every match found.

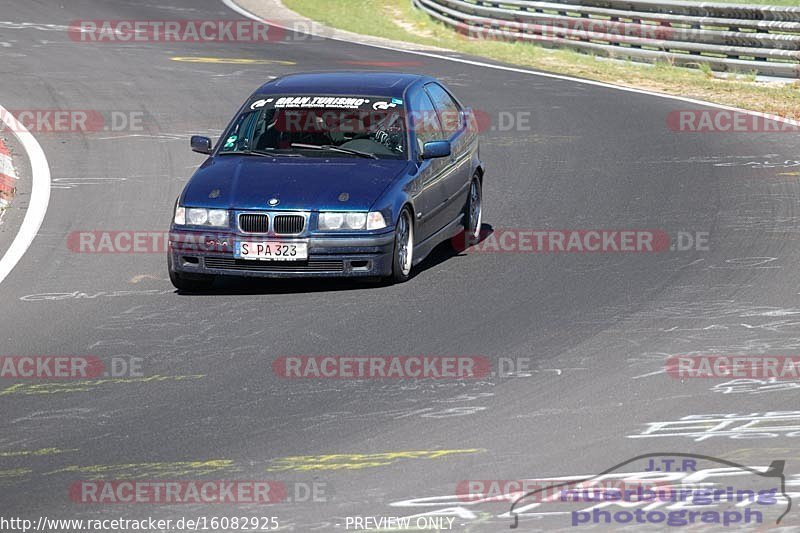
[254,71,433,98]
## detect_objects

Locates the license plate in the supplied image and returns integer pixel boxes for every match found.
[234,241,308,261]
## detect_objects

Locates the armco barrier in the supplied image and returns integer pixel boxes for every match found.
[413,0,800,78]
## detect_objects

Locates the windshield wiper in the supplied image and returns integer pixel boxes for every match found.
[218,150,270,157]
[218,150,302,158]
[290,143,379,159]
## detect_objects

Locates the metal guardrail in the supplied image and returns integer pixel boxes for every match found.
[413,0,800,78]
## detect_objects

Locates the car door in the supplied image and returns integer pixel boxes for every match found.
[424,82,471,226]
[408,87,452,242]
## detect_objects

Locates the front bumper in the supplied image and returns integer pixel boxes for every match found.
[168,229,395,278]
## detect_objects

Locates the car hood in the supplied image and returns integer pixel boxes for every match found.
[181,156,412,211]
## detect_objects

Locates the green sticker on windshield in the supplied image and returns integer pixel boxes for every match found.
[224,135,237,148]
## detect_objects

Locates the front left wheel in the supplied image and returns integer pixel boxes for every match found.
[464,175,482,244]
[388,208,414,283]
[452,175,483,253]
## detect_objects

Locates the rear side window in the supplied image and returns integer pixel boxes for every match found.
[425,83,462,137]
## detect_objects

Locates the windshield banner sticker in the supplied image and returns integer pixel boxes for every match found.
[269,96,370,109]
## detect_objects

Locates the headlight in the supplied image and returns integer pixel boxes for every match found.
[207,209,229,227]
[319,212,344,230]
[345,212,367,229]
[187,208,208,225]
[175,206,229,227]
[319,211,384,231]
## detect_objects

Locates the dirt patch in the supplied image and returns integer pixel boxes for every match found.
[385,5,435,39]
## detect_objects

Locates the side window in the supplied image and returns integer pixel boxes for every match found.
[220,109,260,152]
[425,83,462,137]
[409,89,444,153]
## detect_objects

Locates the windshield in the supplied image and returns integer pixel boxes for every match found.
[218,95,407,159]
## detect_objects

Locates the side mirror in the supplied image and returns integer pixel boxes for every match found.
[421,140,451,160]
[191,136,212,155]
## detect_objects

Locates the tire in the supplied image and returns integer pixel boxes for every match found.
[453,175,482,252]
[464,175,482,244]
[168,254,214,292]
[388,208,414,283]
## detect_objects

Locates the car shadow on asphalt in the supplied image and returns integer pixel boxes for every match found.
[415,223,494,272]
[173,223,493,296]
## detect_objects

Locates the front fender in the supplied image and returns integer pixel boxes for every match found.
[369,165,420,229]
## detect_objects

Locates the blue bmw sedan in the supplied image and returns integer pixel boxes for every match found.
[168,72,484,290]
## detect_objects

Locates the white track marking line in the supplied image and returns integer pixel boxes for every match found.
[222,0,800,127]
[0,104,51,285]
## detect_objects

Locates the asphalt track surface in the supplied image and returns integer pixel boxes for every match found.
[1,1,800,531]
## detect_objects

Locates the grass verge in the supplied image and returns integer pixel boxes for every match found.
[284,0,800,117]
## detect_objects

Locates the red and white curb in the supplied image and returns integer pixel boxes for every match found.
[0,103,51,286]
[0,138,17,209]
